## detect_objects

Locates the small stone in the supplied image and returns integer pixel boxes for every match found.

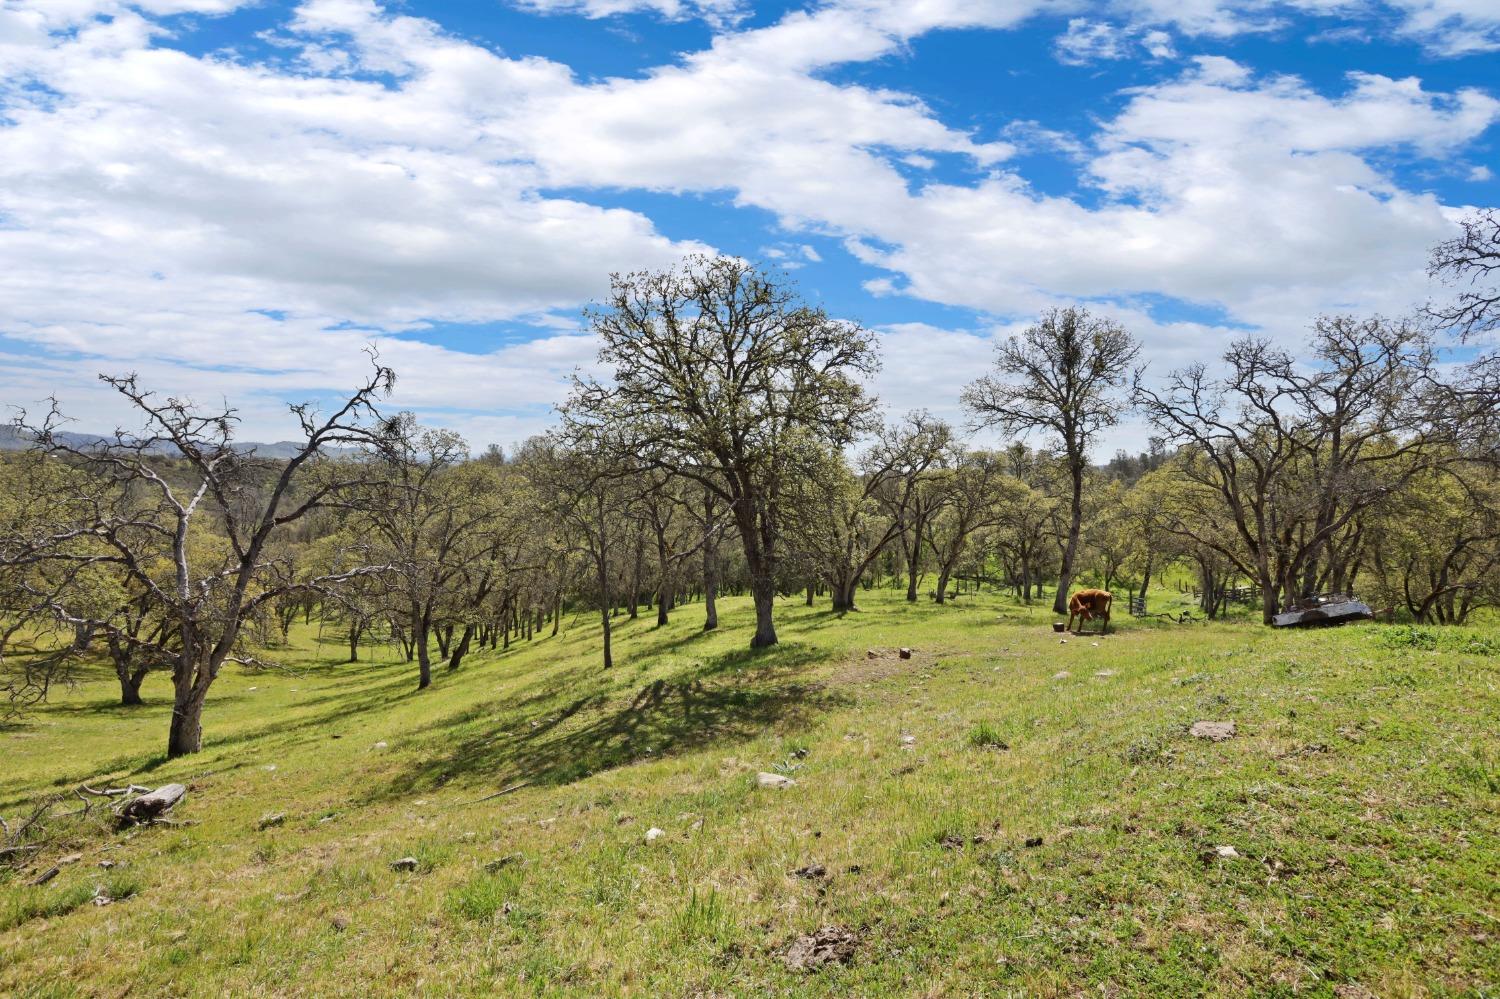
[390,857,420,872]
[757,772,796,789]
[866,649,877,659]
[645,827,665,843]
[256,812,286,830]
[898,648,913,660]
[97,859,116,869]
[783,925,858,972]
[1059,639,1068,644]
[939,834,965,850]
[1094,670,1116,677]
[485,854,523,872]
[900,734,916,746]
[373,741,388,749]
[247,686,257,691]
[1214,845,1239,859]
[331,915,349,932]
[168,930,188,942]
[793,863,827,879]
[1024,836,1043,848]
[1190,720,1237,742]
[58,853,83,866]
[1052,671,1071,679]
[690,818,703,831]
[262,764,276,772]
[1091,642,1100,647]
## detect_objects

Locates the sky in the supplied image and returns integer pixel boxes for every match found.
[0,0,1496,455]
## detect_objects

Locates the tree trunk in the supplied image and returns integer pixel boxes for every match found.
[447,624,475,670]
[750,572,777,648]
[703,538,719,632]
[831,577,858,612]
[934,562,954,604]
[1052,461,1084,615]
[903,525,922,603]
[167,677,206,757]
[415,613,432,690]
[119,668,145,706]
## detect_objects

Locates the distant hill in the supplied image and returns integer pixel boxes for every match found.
[0,424,317,459]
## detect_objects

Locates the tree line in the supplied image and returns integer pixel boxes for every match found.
[2,215,1498,758]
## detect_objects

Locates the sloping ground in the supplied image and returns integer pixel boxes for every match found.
[1,591,1496,996]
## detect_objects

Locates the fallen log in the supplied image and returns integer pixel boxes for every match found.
[116,784,187,827]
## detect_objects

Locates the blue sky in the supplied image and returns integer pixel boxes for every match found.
[0,0,1495,451]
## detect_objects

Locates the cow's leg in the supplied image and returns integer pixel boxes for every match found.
[1066,611,1076,633]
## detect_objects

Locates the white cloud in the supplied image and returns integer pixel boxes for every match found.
[0,0,1496,447]
[514,0,748,27]
[1055,19,1131,63]
[846,60,1498,339]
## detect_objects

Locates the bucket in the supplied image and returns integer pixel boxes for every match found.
[1052,622,1065,633]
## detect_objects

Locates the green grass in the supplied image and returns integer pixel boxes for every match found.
[1,585,1497,996]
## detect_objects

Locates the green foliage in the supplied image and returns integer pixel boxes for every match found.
[966,721,1008,749]
[0,589,1495,995]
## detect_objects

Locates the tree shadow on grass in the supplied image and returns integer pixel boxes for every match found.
[368,641,848,800]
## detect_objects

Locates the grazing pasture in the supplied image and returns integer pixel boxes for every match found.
[3,588,1495,996]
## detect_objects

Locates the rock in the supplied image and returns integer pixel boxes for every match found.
[783,925,858,972]
[58,853,83,866]
[1024,835,1043,848]
[1059,639,1068,644]
[900,734,916,746]
[898,648,913,660]
[1214,845,1239,859]
[1052,671,1071,679]
[757,772,796,789]
[645,827,665,843]
[390,857,420,873]
[1091,642,1100,647]
[256,812,286,830]
[690,819,703,831]
[793,863,827,879]
[939,834,965,850]
[1094,670,1116,677]
[247,686,257,691]
[331,915,349,932]
[866,649,877,659]
[373,741,388,749]
[1190,720,1237,742]
[485,854,523,872]
[97,859,116,869]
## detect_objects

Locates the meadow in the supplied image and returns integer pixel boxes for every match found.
[1,586,1496,997]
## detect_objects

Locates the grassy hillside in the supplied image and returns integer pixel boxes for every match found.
[1,588,1497,996]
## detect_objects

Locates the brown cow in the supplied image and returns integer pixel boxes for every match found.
[1066,588,1113,635]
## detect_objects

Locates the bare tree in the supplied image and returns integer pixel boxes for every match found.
[7,362,394,755]
[963,307,1139,614]
[566,255,879,648]
[348,416,502,690]
[1136,317,1454,623]
[1428,209,1500,343]
[875,411,956,603]
[922,449,1017,604]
